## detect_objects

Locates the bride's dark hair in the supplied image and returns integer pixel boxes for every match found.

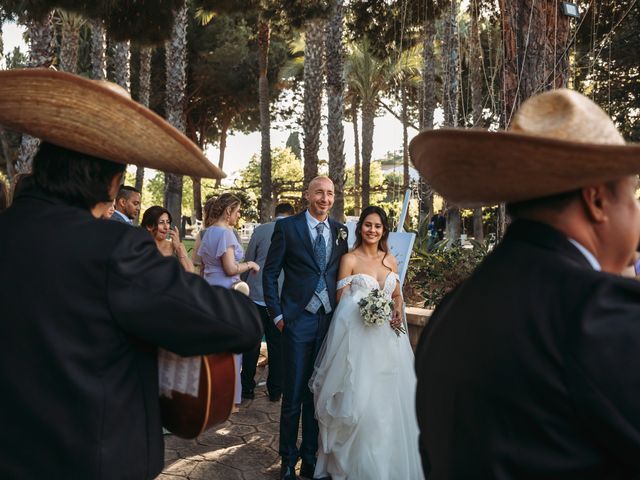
[353,206,392,271]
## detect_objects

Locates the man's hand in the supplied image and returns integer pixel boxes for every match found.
[276,319,284,332]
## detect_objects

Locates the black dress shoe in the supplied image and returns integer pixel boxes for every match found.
[241,389,255,400]
[269,392,282,402]
[280,464,298,480]
[298,462,315,479]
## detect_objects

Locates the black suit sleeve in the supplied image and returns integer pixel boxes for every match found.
[107,228,262,356]
[566,277,640,464]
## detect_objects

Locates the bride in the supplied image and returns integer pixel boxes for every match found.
[310,206,424,480]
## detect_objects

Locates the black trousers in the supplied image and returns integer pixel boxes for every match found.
[241,304,283,396]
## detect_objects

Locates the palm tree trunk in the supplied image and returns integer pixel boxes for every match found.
[419,15,437,222]
[112,40,131,91]
[135,46,153,193]
[215,116,231,188]
[302,18,325,194]
[326,0,345,221]
[352,96,361,216]
[401,83,409,190]
[16,12,54,174]
[360,100,375,210]
[442,0,460,243]
[59,13,82,73]
[89,19,107,80]
[258,17,272,222]
[470,0,484,240]
[164,1,188,228]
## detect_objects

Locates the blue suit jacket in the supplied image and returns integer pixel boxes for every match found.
[262,211,348,324]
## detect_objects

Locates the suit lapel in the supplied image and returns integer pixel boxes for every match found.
[294,212,320,269]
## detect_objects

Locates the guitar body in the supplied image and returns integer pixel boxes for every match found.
[160,353,235,439]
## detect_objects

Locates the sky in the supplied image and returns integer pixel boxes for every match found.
[2,21,418,185]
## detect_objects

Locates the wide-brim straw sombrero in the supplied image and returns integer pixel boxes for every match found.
[409,88,640,207]
[0,68,224,179]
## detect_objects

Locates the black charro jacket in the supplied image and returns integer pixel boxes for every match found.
[0,186,262,480]
[416,220,640,479]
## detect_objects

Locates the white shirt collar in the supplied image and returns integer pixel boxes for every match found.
[305,209,329,229]
[568,238,601,271]
[114,209,132,224]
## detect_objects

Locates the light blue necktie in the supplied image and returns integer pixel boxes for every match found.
[314,223,327,293]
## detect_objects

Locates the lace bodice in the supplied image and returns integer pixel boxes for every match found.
[337,272,399,297]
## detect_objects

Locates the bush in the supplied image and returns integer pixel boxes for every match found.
[407,242,489,308]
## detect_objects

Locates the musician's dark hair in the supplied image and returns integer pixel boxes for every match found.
[32,142,125,210]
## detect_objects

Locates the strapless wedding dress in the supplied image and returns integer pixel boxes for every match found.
[310,272,424,480]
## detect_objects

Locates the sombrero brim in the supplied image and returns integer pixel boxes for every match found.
[409,129,640,207]
[0,69,224,179]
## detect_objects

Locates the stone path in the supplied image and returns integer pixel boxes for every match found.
[158,365,286,480]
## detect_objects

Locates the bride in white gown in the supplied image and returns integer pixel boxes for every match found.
[310,206,424,480]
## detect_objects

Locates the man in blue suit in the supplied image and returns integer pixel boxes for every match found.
[263,176,349,480]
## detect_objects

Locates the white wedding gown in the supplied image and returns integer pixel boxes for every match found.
[310,272,424,480]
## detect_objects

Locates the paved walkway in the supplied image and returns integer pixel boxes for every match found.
[158,365,285,480]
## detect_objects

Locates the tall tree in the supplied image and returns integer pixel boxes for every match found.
[469,0,484,241]
[57,10,84,73]
[164,1,189,227]
[345,39,419,209]
[89,18,107,79]
[442,0,461,243]
[257,14,273,221]
[301,17,325,194]
[16,12,55,174]
[135,46,153,193]
[112,40,131,91]
[325,0,346,220]
[500,0,572,124]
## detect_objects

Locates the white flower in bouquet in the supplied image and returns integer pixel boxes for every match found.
[358,289,404,335]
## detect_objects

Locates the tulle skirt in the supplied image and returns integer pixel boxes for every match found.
[310,288,424,480]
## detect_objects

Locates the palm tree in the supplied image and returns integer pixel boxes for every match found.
[469,0,484,241]
[89,18,107,80]
[135,46,153,193]
[257,15,273,222]
[302,17,325,194]
[57,10,85,73]
[16,11,55,174]
[112,40,130,91]
[164,0,189,227]
[345,38,420,209]
[325,0,345,220]
[442,0,461,244]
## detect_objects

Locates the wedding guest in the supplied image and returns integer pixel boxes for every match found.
[141,205,194,273]
[241,202,295,402]
[192,196,216,276]
[0,69,261,480]
[111,185,141,224]
[99,200,116,220]
[198,192,260,411]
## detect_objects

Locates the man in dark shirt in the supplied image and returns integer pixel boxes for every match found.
[0,69,262,480]
[410,89,640,479]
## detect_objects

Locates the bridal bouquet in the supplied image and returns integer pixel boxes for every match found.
[358,289,405,336]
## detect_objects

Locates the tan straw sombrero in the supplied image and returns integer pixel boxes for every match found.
[409,89,640,207]
[0,68,224,179]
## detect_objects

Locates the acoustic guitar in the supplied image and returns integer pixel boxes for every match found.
[159,353,235,439]
[159,281,250,439]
